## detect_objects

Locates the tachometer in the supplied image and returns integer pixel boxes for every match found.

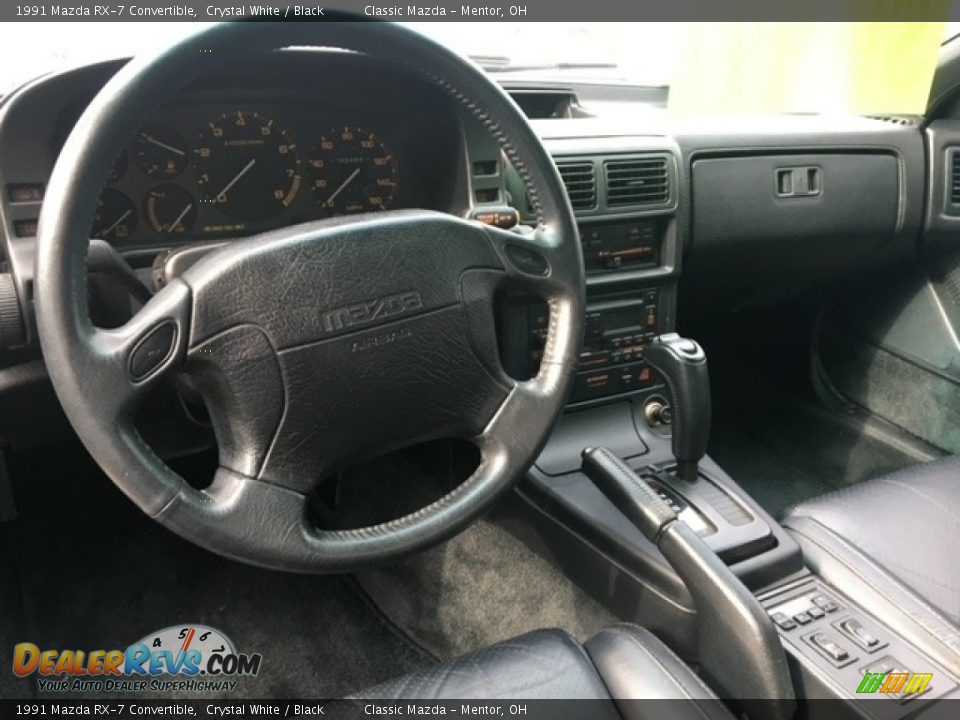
[309,126,398,217]
[193,110,301,222]
[91,188,137,241]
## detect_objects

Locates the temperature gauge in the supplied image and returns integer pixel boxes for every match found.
[144,184,197,235]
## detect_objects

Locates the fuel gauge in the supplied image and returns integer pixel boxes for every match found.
[92,188,137,241]
[144,184,197,235]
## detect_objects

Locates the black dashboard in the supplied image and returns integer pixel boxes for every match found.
[0,42,936,450]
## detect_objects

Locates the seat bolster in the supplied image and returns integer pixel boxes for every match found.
[585,624,733,719]
[351,628,617,702]
[784,512,960,678]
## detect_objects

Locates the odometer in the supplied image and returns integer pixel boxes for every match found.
[193,110,301,222]
[309,126,398,217]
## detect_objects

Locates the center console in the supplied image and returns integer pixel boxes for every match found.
[497,142,807,661]
[493,139,960,717]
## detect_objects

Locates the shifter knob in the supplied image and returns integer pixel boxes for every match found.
[643,333,710,482]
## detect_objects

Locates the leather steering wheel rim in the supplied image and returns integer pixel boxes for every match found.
[34,19,584,572]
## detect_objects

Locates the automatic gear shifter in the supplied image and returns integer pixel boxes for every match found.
[644,333,711,482]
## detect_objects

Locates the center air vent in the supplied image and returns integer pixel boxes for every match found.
[556,160,597,211]
[604,156,670,207]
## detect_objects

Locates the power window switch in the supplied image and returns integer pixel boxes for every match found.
[864,658,896,675]
[808,632,853,665]
[807,606,825,620]
[862,658,932,704]
[898,678,933,704]
[812,593,840,613]
[837,618,885,652]
[793,612,812,625]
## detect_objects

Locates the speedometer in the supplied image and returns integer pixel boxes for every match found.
[308,126,398,217]
[193,110,301,222]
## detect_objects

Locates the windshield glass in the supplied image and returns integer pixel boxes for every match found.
[0,21,952,115]
[0,21,675,93]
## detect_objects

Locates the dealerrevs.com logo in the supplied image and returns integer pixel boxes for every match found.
[12,625,262,694]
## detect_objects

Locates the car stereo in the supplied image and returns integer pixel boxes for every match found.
[580,218,661,273]
[528,289,661,403]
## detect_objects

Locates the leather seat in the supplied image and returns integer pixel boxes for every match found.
[783,457,960,676]
[354,623,732,717]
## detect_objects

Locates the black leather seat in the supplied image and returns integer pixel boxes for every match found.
[354,623,732,717]
[783,457,960,676]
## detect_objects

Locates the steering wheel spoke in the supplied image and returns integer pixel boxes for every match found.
[88,278,191,418]
[480,223,572,297]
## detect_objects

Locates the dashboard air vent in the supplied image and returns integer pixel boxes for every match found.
[556,160,597,211]
[604,156,670,207]
[952,150,960,206]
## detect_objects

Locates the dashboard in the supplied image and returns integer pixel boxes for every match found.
[49,52,463,248]
[0,43,931,434]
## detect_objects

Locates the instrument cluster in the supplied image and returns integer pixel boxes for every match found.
[86,94,452,246]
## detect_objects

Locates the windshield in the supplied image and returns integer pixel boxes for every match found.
[0,21,954,115]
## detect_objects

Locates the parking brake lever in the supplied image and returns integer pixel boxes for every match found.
[581,447,796,720]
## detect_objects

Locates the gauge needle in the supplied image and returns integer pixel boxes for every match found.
[324,168,361,207]
[100,209,131,238]
[168,203,193,233]
[215,159,256,203]
[141,133,185,156]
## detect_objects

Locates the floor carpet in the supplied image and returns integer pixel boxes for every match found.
[2,445,431,700]
[356,518,617,661]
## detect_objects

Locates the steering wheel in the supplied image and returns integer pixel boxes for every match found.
[34,20,584,572]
